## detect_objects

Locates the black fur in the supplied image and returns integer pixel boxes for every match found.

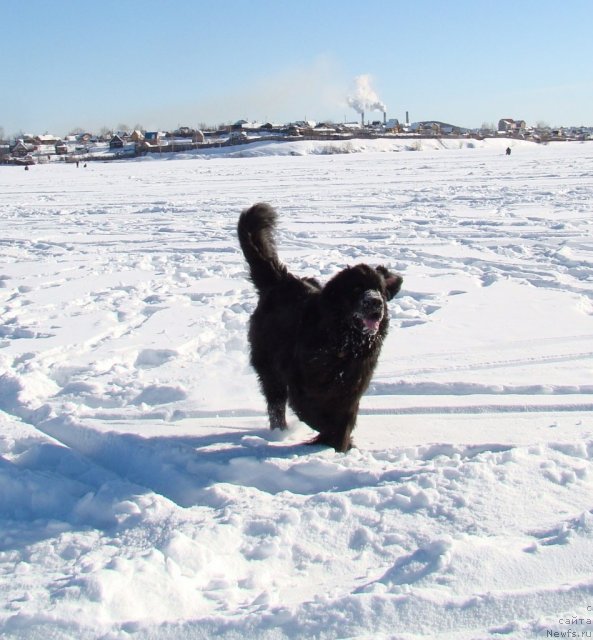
[238,203,403,452]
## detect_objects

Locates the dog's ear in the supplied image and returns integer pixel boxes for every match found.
[376,266,403,300]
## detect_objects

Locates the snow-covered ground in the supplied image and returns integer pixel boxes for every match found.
[0,139,592,639]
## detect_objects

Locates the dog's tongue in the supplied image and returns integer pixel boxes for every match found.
[363,317,380,333]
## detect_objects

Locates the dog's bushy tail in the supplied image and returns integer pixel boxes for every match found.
[238,203,288,293]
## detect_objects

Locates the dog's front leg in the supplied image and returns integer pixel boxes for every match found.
[308,411,357,452]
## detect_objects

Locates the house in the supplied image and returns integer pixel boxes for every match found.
[411,121,441,134]
[287,121,316,136]
[109,135,124,149]
[498,118,526,133]
[130,130,145,143]
[175,126,195,138]
[35,134,60,146]
[232,120,262,131]
[138,132,167,152]
[55,140,68,155]
[410,121,467,135]
[313,122,337,134]
[498,119,513,132]
[10,140,35,157]
[284,125,303,136]
[15,154,35,166]
[144,131,164,145]
[258,122,283,133]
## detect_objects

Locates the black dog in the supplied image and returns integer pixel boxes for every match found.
[238,203,403,452]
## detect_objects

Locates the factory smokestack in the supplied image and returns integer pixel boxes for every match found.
[406,111,410,125]
[361,111,364,127]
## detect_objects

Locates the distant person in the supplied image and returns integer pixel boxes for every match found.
[76,160,80,168]
[506,147,512,156]
[83,163,87,168]
[24,165,29,171]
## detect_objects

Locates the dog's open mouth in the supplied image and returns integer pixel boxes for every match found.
[361,311,383,334]
[357,290,385,334]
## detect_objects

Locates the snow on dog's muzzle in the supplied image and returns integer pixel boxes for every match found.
[360,290,384,334]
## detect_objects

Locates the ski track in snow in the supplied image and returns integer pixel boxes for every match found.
[0,139,593,639]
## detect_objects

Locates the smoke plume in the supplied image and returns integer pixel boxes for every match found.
[347,75,386,115]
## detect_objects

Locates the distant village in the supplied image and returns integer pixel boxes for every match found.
[1,116,592,166]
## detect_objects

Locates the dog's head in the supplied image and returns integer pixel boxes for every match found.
[322,264,403,335]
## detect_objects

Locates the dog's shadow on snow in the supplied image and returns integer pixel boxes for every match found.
[2,418,505,554]
[6,414,512,552]
[37,416,368,509]
[0,422,331,551]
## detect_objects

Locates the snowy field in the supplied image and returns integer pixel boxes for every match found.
[1,139,592,639]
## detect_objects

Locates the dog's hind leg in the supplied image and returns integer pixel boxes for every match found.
[268,401,287,430]
[258,373,288,430]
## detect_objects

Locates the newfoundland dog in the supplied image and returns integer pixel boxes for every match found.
[238,203,403,452]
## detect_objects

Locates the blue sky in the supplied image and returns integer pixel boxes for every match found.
[1,0,592,135]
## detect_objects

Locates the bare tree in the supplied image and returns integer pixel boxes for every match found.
[480,122,496,133]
